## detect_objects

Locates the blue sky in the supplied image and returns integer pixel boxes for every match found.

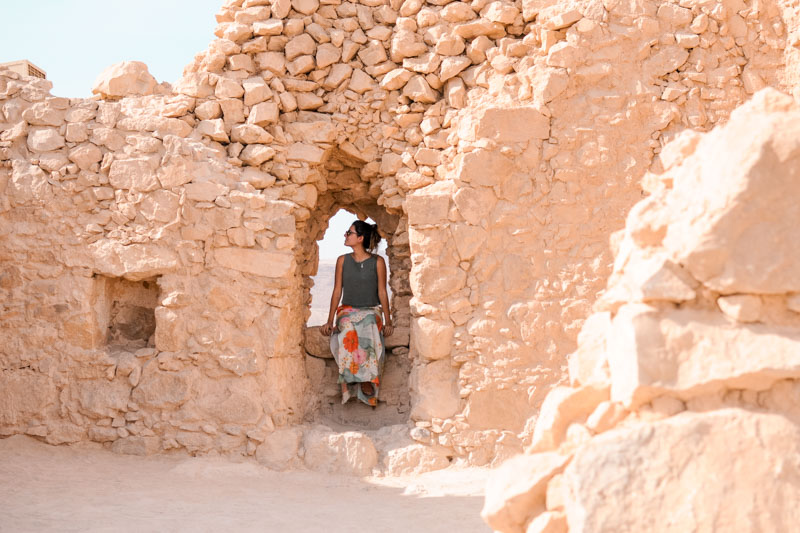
[1,1,220,97]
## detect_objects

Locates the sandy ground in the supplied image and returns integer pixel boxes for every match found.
[0,435,491,532]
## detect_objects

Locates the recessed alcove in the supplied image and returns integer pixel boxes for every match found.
[94,275,160,349]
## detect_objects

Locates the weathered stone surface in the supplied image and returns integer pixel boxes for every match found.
[255,428,303,470]
[410,359,460,420]
[112,436,160,456]
[383,443,450,476]
[131,365,194,409]
[83,241,179,281]
[411,316,453,360]
[482,452,571,533]
[303,429,378,475]
[608,305,800,407]
[214,248,293,278]
[108,158,159,191]
[0,371,56,426]
[465,389,531,433]
[92,61,157,99]
[564,410,800,532]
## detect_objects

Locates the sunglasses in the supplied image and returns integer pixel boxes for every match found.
[344,230,358,236]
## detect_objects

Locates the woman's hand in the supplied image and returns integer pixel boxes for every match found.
[321,323,334,336]
[383,323,394,337]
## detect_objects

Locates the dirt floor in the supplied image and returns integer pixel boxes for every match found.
[0,435,491,532]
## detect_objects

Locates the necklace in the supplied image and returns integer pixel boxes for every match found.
[353,253,369,269]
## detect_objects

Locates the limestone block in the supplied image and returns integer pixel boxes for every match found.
[92,61,157,99]
[45,423,86,445]
[470,107,550,143]
[455,149,515,186]
[88,426,121,443]
[323,63,353,89]
[108,157,160,192]
[411,316,454,360]
[410,359,460,420]
[402,75,438,103]
[196,119,229,142]
[608,305,800,408]
[530,384,609,452]
[349,69,375,94]
[482,452,571,533]
[465,389,531,432]
[27,126,65,152]
[383,443,450,475]
[567,312,611,386]
[439,56,471,82]
[410,262,466,303]
[451,224,487,261]
[287,143,327,164]
[303,429,378,475]
[0,371,56,425]
[231,124,273,144]
[316,43,341,69]
[644,46,689,78]
[214,247,293,278]
[403,53,441,74]
[483,2,520,24]
[185,181,228,202]
[75,379,132,417]
[242,77,271,106]
[390,30,428,62]
[241,167,276,189]
[380,68,413,90]
[304,326,333,358]
[248,102,280,126]
[139,190,179,223]
[453,186,497,225]
[253,19,283,36]
[255,428,303,470]
[215,77,244,98]
[68,143,103,170]
[240,145,277,166]
[285,121,336,144]
[405,181,453,225]
[286,34,316,61]
[453,20,506,40]
[255,52,286,75]
[131,364,194,409]
[441,2,477,22]
[8,160,51,205]
[291,0,319,15]
[22,100,66,126]
[85,241,179,281]
[196,381,263,424]
[656,92,800,293]
[563,409,800,532]
[217,349,266,377]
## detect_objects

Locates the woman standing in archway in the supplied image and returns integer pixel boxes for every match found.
[321,220,394,406]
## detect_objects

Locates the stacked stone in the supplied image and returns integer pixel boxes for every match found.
[2,0,800,466]
[482,89,800,532]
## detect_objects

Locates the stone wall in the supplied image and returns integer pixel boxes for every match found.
[1,0,799,464]
[482,88,800,532]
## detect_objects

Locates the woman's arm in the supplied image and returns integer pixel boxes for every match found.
[376,256,393,337]
[321,255,344,336]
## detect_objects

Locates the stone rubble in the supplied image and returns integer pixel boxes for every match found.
[1,0,800,485]
[482,89,800,532]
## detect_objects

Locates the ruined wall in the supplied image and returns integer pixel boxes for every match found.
[1,0,799,464]
[483,88,800,532]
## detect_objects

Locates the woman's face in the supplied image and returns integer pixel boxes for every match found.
[344,225,360,247]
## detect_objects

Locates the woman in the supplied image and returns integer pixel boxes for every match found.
[321,220,393,406]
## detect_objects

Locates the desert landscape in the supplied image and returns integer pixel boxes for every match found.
[3,0,800,530]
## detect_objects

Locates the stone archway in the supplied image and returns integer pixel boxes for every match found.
[293,152,413,428]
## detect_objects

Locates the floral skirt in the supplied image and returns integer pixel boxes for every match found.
[329,305,385,406]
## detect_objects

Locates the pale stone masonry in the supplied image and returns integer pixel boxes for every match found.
[1,0,800,499]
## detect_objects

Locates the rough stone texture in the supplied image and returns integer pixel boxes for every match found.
[3,0,800,481]
[484,91,800,531]
[564,410,800,532]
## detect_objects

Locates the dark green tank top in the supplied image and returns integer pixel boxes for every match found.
[341,254,380,308]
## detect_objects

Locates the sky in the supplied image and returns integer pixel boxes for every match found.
[0,1,221,98]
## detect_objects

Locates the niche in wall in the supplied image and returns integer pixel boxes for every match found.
[95,276,160,347]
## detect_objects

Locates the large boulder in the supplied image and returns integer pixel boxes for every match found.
[92,61,157,99]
